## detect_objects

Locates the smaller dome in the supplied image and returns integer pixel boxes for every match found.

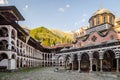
[115,17,120,22]
[93,8,112,16]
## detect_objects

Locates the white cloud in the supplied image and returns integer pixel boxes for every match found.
[81,19,86,22]
[75,22,78,26]
[63,24,67,27]
[83,14,87,17]
[66,4,70,8]
[23,5,29,10]
[0,0,8,4]
[58,8,65,13]
[25,5,28,9]
[58,4,70,13]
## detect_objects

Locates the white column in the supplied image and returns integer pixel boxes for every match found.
[64,61,66,69]
[59,59,60,67]
[99,52,103,72]
[55,56,59,70]
[116,58,119,72]
[8,28,12,50]
[78,59,81,72]
[19,59,20,68]
[90,58,93,72]
[72,61,74,70]
[8,59,11,70]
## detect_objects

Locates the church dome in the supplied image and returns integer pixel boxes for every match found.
[115,17,120,25]
[93,8,112,16]
[89,8,115,28]
[115,17,120,22]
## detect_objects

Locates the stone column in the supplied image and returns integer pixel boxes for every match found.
[52,53,54,67]
[44,53,45,67]
[78,59,81,72]
[116,58,119,72]
[63,55,66,69]
[19,59,20,68]
[47,54,48,67]
[100,59,103,72]
[64,61,66,70]
[8,28,12,50]
[54,56,59,71]
[8,59,11,70]
[90,58,93,72]
[59,59,61,67]
[78,54,81,72]
[72,61,74,70]
[71,54,74,70]
[99,52,103,72]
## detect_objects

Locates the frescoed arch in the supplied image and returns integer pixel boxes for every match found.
[92,51,100,71]
[103,49,116,71]
[0,40,8,50]
[0,27,8,37]
[80,53,90,72]
[0,53,8,70]
[73,54,78,70]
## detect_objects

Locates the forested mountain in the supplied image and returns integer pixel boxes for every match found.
[30,26,73,46]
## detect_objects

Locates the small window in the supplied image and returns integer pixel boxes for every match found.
[92,19,94,27]
[97,17,100,25]
[103,16,106,23]
[109,16,112,24]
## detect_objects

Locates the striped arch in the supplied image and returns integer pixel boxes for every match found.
[103,49,116,71]
[80,52,90,72]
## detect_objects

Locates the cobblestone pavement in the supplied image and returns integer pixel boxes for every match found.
[0,67,120,80]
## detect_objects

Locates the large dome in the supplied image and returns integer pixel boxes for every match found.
[93,8,112,16]
[115,17,120,22]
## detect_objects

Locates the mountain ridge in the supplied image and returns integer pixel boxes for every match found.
[30,26,73,46]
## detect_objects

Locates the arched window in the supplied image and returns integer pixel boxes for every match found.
[92,19,94,27]
[12,54,16,59]
[90,20,92,27]
[17,40,19,47]
[109,16,112,24]
[0,53,8,61]
[11,29,16,40]
[103,15,107,23]
[0,40,8,50]
[103,16,105,23]
[97,17,100,25]
[0,27,8,37]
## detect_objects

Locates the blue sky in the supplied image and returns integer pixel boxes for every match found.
[2,0,120,31]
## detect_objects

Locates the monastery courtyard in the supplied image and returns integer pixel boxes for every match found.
[0,67,120,80]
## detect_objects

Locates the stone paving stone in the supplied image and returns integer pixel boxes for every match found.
[0,67,119,80]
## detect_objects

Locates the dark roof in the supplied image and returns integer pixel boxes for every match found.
[0,6,24,21]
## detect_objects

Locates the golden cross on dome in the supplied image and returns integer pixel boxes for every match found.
[0,0,8,5]
[99,3,103,9]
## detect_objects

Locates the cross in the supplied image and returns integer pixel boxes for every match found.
[99,3,103,9]
[0,0,8,5]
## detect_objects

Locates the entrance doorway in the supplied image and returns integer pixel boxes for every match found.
[92,65,96,71]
